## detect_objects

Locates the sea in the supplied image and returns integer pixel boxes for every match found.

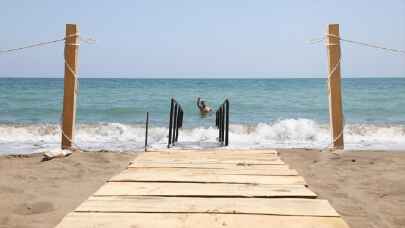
[1,78,404,154]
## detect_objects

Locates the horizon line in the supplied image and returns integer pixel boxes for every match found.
[0,75,404,79]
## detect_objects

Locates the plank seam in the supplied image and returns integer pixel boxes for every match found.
[107,180,306,185]
[92,195,317,198]
[72,211,340,218]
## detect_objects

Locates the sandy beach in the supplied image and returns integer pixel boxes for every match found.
[0,149,404,228]
[279,149,405,228]
[1,0,404,227]
[0,151,135,228]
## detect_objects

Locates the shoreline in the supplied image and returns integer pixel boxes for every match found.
[0,149,404,228]
[2,120,405,155]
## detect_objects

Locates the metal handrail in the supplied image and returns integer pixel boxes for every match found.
[144,112,149,152]
[168,98,184,148]
[215,99,229,146]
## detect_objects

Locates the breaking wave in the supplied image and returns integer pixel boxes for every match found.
[1,118,405,154]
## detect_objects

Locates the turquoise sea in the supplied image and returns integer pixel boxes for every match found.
[1,78,405,153]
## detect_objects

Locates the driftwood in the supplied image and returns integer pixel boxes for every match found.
[41,148,73,161]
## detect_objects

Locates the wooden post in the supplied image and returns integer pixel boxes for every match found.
[61,24,79,149]
[326,24,344,149]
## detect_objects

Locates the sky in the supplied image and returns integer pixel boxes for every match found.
[0,0,404,78]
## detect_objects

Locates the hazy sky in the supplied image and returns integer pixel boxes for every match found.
[0,0,404,78]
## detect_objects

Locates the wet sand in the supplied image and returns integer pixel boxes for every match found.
[0,149,404,228]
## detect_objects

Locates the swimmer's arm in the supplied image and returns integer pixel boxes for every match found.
[196,97,203,109]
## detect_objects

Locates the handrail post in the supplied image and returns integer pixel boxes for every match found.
[220,106,224,143]
[215,111,219,127]
[215,100,230,146]
[178,109,183,128]
[167,99,174,148]
[218,107,222,142]
[167,99,184,148]
[144,112,149,152]
[225,100,229,146]
[216,110,219,139]
[173,103,178,145]
[175,107,181,142]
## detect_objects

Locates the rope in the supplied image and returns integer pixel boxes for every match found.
[309,34,405,54]
[326,56,341,93]
[0,34,80,55]
[323,117,345,150]
[327,34,405,54]
[64,42,80,95]
[80,36,96,44]
[59,114,83,151]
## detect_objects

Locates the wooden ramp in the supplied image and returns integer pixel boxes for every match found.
[56,149,350,228]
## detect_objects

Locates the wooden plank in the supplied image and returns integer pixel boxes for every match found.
[131,159,285,165]
[136,155,280,162]
[145,149,278,155]
[138,151,279,159]
[135,150,283,164]
[127,167,298,176]
[94,182,316,198]
[129,161,289,169]
[326,24,344,149]
[56,213,350,228]
[76,196,339,217]
[140,152,278,158]
[141,149,278,154]
[109,169,306,184]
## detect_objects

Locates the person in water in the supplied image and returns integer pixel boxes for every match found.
[196,97,212,115]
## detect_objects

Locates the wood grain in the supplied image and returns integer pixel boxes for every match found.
[94,182,316,198]
[56,213,350,228]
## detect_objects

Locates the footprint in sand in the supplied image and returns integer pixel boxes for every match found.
[14,201,55,215]
[0,185,24,194]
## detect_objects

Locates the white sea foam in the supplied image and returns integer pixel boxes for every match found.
[1,119,405,154]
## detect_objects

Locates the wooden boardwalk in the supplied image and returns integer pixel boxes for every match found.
[56,149,350,228]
